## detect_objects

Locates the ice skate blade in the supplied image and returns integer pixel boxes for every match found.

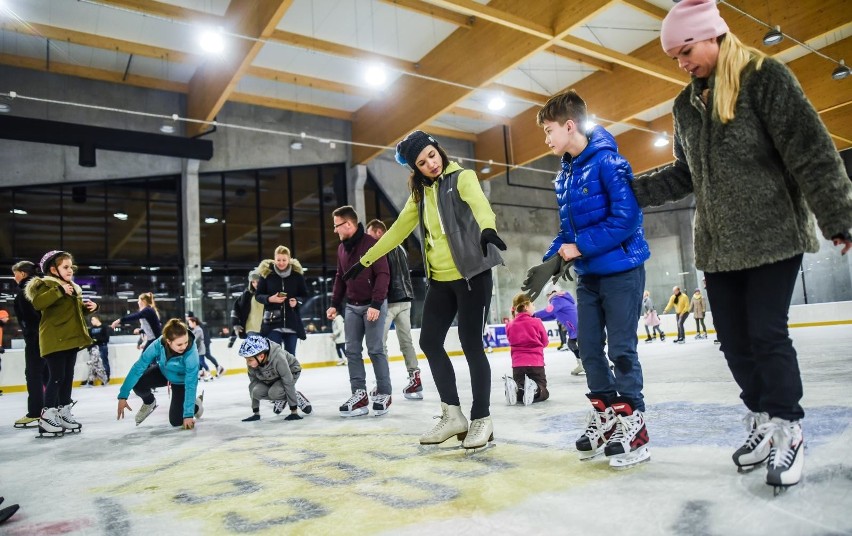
[14,422,40,429]
[771,482,799,497]
[736,461,766,474]
[36,426,64,438]
[608,446,650,469]
[403,392,424,400]
[418,442,464,453]
[339,408,370,418]
[463,442,496,455]
[578,447,605,461]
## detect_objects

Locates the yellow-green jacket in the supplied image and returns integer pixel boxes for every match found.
[25,276,96,356]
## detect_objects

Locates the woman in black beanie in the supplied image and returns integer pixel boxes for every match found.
[344,130,507,451]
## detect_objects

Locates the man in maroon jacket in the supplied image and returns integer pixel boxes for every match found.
[326,206,392,417]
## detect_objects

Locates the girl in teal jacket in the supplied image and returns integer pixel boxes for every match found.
[117,319,200,429]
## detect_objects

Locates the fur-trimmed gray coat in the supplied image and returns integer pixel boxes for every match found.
[633,57,852,273]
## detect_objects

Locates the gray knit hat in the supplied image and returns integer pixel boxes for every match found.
[248,269,261,283]
[395,130,439,171]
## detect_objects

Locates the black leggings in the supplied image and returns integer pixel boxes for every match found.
[676,312,689,340]
[132,365,187,426]
[695,318,707,334]
[419,270,493,420]
[44,348,78,408]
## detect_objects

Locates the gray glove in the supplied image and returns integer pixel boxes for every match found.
[553,258,575,284]
[521,255,563,302]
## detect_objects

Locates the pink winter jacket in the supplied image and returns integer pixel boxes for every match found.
[506,312,549,367]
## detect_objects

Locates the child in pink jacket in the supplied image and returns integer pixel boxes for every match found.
[504,293,550,406]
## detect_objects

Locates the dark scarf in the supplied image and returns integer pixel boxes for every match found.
[342,223,365,253]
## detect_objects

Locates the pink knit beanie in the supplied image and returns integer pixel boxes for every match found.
[660,0,729,52]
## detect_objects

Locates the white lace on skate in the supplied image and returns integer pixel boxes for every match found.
[422,408,465,443]
[462,417,494,450]
[763,420,803,471]
[343,390,366,408]
[296,391,312,414]
[58,405,81,430]
[582,407,614,444]
[272,399,286,414]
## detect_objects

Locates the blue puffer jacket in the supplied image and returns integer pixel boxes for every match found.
[544,125,650,276]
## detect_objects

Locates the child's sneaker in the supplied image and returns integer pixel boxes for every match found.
[604,398,650,468]
[403,371,424,400]
[732,411,770,473]
[575,396,615,460]
[372,393,392,416]
[296,391,312,414]
[339,389,369,417]
[522,376,537,406]
[135,400,158,426]
[764,418,804,495]
[272,399,286,415]
[503,375,517,405]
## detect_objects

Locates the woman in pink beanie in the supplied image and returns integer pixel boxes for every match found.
[633,0,852,495]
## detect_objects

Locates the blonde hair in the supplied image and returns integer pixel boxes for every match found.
[139,292,160,319]
[274,245,291,257]
[162,318,188,342]
[714,33,765,124]
[512,293,533,315]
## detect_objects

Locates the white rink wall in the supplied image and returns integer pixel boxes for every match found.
[1,301,850,391]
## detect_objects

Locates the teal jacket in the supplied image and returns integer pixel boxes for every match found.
[118,332,200,419]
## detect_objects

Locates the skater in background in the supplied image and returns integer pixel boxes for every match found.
[642,290,665,342]
[635,0,852,492]
[366,219,423,401]
[255,246,309,355]
[116,318,200,429]
[346,131,506,450]
[663,286,690,343]
[534,286,583,375]
[482,328,496,354]
[229,270,264,348]
[689,289,708,339]
[187,316,213,382]
[27,250,98,436]
[12,261,45,429]
[186,312,225,377]
[505,293,550,406]
[331,311,347,366]
[111,292,162,351]
[238,334,311,422]
[88,315,111,382]
[525,89,650,468]
[326,206,392,418]
[82,344,109,387]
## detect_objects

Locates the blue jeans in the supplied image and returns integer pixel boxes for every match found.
[267,331,299,356]
[344,302,390,395]
[98,344,110,377]
[576,265,646,411]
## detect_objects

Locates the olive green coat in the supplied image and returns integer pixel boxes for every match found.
[25,276,96,356]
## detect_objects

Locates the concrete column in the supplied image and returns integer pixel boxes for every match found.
[182,158,203,321]
[351,164,368,220]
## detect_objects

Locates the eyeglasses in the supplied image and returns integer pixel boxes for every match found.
[332,221,349,230]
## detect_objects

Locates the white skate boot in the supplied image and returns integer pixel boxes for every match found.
[194,391,205,419]
[503,374,518,405]
[570,359,586,376]
[37,408,65,438]
[763,418,804,495]
[604,399,650,468]
[296,391,312,415]
[420,402,468,446]
[135,400,158,426]
[339,389,369,417]
[462,416,494,452]
[403,371,424,400]
[372,393,392,416]
[522,376,537,406]
[575,396,616,460]
[58,404,82,433]
[732,411,770,473]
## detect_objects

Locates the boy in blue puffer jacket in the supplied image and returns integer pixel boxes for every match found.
[530,89,651,469]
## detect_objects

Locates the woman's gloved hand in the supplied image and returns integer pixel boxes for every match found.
[480,228,507,256]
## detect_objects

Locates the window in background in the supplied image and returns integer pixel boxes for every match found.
[199,174,225,264]
[147,177,182,264]
[62,183,107,260]
[258,168,291,259]
[223,171,260,263]
[107,180,152,262]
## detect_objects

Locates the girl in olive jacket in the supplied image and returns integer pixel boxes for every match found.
[26,250,98,433]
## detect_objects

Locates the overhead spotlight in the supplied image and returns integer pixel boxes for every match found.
[487,96,506,111]
[159,124,175,133]
[290,140,303,150]
[113,212,128,221]
[280,221,292,228]
[0,91,15,113]
[584,116,597,131]
[10,208,27,215]
[832,60,850,81]
[204,217,219,224]
[365,64,387,87]
[654,132,670,147]
[762,26,784,46]
[480,159,494,174]
[199,29,225,54]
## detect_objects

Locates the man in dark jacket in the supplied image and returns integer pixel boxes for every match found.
[366,219,423,400]
[11,261,45,427]
[326,206,391,417]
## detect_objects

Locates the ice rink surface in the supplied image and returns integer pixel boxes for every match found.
[1,324,851,535]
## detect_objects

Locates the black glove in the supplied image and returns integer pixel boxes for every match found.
[342,262,366,281]
[521,255,563,302]
[284,413,303,421]
[553,258,575,283]
[480,228,507,256]
[241,413,260,422]
[227,334,237,348]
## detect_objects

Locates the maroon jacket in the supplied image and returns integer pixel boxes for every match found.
[331,224,390,310]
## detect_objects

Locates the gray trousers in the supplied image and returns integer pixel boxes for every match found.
[345,302,391,395]
[250,370,300,410]
[383,301,419,373]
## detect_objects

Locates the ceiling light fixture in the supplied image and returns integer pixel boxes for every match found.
[365,65,387,87]
[654,132,670,147]
[0,91,15,113]
[480,159,494,174]
[204,217,219,224]
[762,26,783,46]
[113,212,128,220]
[159,124,175,133]
[280,221,292,228]
[199,29,225,54]
[584,115,597,131]
[290,140,303,150]
[10,208,27,215]
[832,60,850,81]
[487,96,506,111]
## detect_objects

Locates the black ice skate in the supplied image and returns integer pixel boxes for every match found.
[604,398,650,468]
[575,396,616,460]
[403,371,424,400]
[339,389,369,417]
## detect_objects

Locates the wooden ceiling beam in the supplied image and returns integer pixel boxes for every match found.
[488,83,547,106]
[245,66,374,97]
[557,35,687,84]
[185,0,293,137]
[419,0,553,38]
[546,45,614,72]
[616,0,667,20]
[423,124,478,142]
[229,92,354,121]
[447,106,512,124]
[269,30,416,74]
[376,0,474,28]
[94,0,222,26]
